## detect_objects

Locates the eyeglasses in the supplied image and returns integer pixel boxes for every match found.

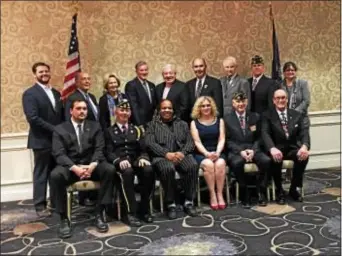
[200,104,211,108]
[274,96,287,100]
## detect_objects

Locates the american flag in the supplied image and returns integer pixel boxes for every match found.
[61,13,81,100]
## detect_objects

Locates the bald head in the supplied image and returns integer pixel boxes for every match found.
[75,72,91,92]
[192,58,207,79]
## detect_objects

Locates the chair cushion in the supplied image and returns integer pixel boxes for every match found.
[282,160,294,169]
[244,163,259,173]
[67,181,100,192]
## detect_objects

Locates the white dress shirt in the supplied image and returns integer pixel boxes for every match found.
[117,122,129,133]
[162,86,171,99]
[37,82,56,109]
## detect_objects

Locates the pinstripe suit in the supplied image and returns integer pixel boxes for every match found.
[145,116,198,204]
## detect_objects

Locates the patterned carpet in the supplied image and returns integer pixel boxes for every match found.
[1,169,341,255]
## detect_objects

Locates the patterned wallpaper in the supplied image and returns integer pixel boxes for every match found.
[1,1,340,134]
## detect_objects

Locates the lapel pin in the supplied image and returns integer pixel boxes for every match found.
[204,84,208,89]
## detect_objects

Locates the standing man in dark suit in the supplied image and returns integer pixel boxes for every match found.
[247,55,280,115]
[65,72,99,122]
[262,89,310,205]
[225,92,271,208]
[64,72,99,205]
[220,56,251,116]
[145,100,198,220]
[105,99,155,227]
[186,58,223,120]
[155,64,188,121]
[50,98,116,238]
[22,62,64,217]
[125,61,157,130]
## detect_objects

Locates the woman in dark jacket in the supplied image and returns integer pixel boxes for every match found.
[281,62,311,118]
[99,73,127,130]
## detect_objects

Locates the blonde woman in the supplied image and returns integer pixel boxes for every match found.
[99,73,127,129]
[190,96,227,210]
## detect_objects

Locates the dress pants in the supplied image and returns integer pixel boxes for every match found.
[49,162,116,214]
[154,155,198,205]
[32,149,56,209]
[271,149,309,193]
[116,161,155,215]
[228,152,271,199]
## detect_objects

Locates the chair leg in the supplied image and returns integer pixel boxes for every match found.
[116,191,121,221]
[67,191,72,222]
[267,186,270,201]
[159,185,164,214]
[197,177,201,207]
[149,199,153,215]
[235,182,239,205]
[226,175,230,206]
[272,180,276,201]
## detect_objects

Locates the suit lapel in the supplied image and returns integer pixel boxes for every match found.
[35,84,56,112]
[167,82,178,100]
[287,110,295,135]
[271,109,287,138]
[231,113,245,137]
[81,120,91,147]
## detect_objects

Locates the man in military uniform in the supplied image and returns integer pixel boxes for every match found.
[105,99,155,227]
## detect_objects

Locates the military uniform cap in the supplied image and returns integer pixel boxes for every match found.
[117,98,130,109]
[251,55,264,65]
[232,91,247,101]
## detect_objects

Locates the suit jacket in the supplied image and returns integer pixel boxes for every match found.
[155,79,188,121]
[22,84,64,149]
[186,75,223,119]
[98,92,127,130]
[248,75,280,115]
[281,78,310,115]
[224,111,261,155]
[52,120,105,169]
[220,74,251,116]
[64,89,99,121]
[145,116,195,163]
[125,77,157,127]
[261,108,310,153]
[104,123,149,165]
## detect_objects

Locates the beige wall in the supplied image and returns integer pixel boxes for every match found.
[1,1,341,134]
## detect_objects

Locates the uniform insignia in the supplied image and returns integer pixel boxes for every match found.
[115,131,118,134]
[250,125,256,131]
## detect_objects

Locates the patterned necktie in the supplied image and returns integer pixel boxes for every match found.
[196,79,203,98]
[252,78,258,91]
[239,115,245,135]
[142,81,152,103]
[85,94,98,120]
[77,124,83,152]
[280,111,289,138]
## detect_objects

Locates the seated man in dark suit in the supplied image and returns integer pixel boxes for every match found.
[145,100,198,219]
[105,99,155,227]
[155,64,188,121]
[262,89,310,204]
[64,71,100,206]
[225,92,271,208]
[50,98,116,239]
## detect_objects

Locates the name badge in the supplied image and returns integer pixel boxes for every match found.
[250,125,256,131]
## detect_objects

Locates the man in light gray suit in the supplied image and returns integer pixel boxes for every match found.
[220,56,251,116]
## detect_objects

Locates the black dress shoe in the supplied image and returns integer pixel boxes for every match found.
[289,189,303,202]
[142,213,153,223]
[276,193,286,205]
[167,206,177,220]
[126,214,142,227]
[83,198,96,207]
[241,201,251,209]
[258,194,267,207]
[36,207,52,218]
[95,214,109,233]
[184,204,197,217]
[58,219,72,239]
